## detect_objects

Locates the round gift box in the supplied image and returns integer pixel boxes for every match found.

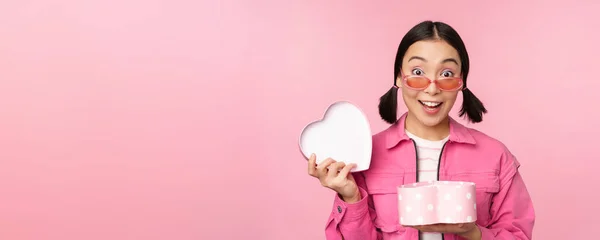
[397,181,477,226]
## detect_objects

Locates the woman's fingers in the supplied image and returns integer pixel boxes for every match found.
[409,223,473,234]
[307,153,317,177]
[316,158,336,177]
[308,155,356,191]
[327,161,346,179]
[338,163,356,179]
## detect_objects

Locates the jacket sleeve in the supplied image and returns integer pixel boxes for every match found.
[324,172,382,240]
[478,150,535,240]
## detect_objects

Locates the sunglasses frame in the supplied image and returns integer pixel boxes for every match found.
[398,72,464,92]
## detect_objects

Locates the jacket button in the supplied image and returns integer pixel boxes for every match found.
[337,206,342,213]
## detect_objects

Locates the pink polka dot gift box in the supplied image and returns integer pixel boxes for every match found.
[398,181,477,226]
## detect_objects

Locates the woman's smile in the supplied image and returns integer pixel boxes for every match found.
[419,100,443,114]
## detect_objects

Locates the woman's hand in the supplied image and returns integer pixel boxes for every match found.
[307,153,360,203]
[410,223,481,240]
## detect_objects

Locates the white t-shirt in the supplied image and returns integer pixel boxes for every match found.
[405,130,449,240]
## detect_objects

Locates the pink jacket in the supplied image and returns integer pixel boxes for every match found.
[324,113,535,240]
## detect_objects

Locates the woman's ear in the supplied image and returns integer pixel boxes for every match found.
[395,76,402,88]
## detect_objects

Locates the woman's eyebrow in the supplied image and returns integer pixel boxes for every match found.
[408,56,426,62]
[441,58,459,65]
[407,56,459,66]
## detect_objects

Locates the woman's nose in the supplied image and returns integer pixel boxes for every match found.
[423,78,440,95]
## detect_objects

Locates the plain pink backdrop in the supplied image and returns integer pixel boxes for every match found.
[1,0,598,239]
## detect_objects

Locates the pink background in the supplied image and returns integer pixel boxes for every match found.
[0,0,597,239]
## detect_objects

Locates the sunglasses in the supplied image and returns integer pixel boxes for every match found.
[399,72,464,91]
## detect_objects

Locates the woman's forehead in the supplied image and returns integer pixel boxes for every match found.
[404,40,461,66]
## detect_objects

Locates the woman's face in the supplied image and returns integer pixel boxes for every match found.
[395,40,462,127]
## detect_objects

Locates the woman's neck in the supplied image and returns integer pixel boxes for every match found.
[404,112,450,141]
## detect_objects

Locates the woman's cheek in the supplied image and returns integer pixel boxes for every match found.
[401,88,419,98]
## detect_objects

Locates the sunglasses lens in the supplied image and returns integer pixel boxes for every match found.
[437,78,462,91]
[405,76,463,91]
[405,76,430,89]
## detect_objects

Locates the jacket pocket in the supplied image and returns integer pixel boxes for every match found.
[364,172,405,233]
[450,172,500,225]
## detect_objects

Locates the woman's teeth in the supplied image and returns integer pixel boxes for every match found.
[419,101,442,108]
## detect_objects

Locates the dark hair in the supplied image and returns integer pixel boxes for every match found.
[378,20,487,124]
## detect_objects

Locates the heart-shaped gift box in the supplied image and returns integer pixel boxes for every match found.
[298,101,372,172]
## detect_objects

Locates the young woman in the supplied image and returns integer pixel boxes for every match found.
[307,21,535,240]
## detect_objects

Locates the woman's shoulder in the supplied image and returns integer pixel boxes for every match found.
[461,125,521,168]
[370,123,401,152]
[371,126,392,146]
[463,126,512,154]
[362,124,405,170]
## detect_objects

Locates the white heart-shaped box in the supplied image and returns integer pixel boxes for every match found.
[299,101,372,172]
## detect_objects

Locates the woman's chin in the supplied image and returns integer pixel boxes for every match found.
[416,111,449,127]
